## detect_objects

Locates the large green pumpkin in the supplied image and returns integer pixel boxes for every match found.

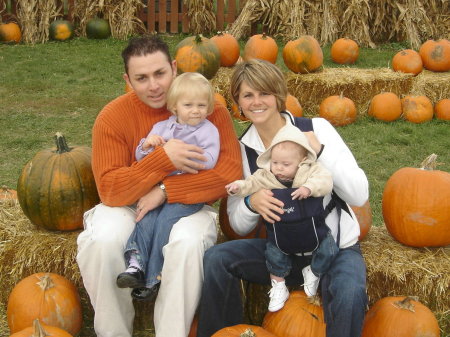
[17,133,100,231]
[86,18,111,39]
[49,20,74,41]
[174,35,220,79]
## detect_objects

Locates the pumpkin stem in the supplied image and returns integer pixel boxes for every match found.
[393,296,419,312]
[54,132,70,154]
[307,294,322,306]
[37,274,55,291]
[195,34,203,44]
[240,328,256,337]
[33,319,50,337]
[420,153,438,170]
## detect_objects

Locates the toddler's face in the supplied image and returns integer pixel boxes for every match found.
[270,143,305,182]
[174,93,209,126]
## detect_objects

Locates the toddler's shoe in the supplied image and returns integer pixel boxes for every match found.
[302,265,320,297]
[268,279,289,312]
[116,266,145,288]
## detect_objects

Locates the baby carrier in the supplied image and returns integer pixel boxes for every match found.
[242,115,350,255]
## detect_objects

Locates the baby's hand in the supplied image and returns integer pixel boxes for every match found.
[291,186,311,200]
[143,135,166,151]
[225,182,240,195]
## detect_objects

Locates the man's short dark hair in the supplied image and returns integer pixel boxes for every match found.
[121,34,172,74]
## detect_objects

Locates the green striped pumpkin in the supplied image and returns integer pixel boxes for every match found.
[174,35,220,79]
[49,20,74,41]
[17,133,99,231]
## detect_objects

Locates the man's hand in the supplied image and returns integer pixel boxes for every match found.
[135,185,166,222]
[163,139,207,174]
[249,189,284,224]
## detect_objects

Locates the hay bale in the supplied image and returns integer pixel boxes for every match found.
[409,69,450,104]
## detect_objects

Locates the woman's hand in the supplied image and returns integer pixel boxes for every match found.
[303,131,322,155]
[249,189,285,224]
[135,185,166,222]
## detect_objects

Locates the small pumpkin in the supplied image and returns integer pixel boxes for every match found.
[175,34,221,80]
[219,196,266,240]
[49,20,74,41]
[212,325,277,337]
[0,22,21,43]
[319,93,357,126]
[382,154,450,247]
[283,35,323,74]
[286,94,303,117]
[17,132,100,231]
[419,39,450,72]
[401,95,433,123]
[351,200,372,241]
[214,92,227,108]
[211,31,240,67]
[263,291,326,337]
[243,33,278,64]
[331,38,359,64]
[10,319,73,337]
[368,92,402,122]
[361,296,440,337]
[392,49,423,75]
[7,273,82,335]
[434,98,450,120]
[86,18,111,39]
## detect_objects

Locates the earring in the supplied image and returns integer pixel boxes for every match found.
[239,106,244,117]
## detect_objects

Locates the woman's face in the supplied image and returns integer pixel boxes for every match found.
[237,81,279,125]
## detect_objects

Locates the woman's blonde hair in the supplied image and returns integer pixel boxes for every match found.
[167,72,214,115]
[230,59,288,112]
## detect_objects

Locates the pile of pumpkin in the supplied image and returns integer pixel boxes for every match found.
[172,33,450,126]
[0,17,111,43]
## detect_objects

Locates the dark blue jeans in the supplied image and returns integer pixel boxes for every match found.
[197,239,367,337]
[124,202,203,288]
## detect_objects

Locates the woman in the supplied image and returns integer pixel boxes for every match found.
[197,59,369,337]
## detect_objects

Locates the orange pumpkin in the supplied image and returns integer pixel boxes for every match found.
[263,291,326,337]
[350,200,372,241]
[401,95,433,123]
[319,94,357,126]
[331,38,359,64]
[283,35,323,74]
[243,33,278,64]
[361,297,440,337]
[382,154,450,247]
[219,196,266,240]
[419,39,450,72]
[211,31,240,67]
[286,94,303,117]
[0,22,21,43]
[368,92,402,122]
[212,324,277,337]
[392,49,423,75]
[214,92,227,108]
[175,35,221,79]
[434,98,450,120]
[10,319,73,337]
[7,273,82,335]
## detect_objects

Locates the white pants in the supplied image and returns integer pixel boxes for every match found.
[76,203,218,337]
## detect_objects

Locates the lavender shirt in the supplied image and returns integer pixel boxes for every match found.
[135,115,220,170]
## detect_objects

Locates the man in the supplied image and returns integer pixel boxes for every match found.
[76,35,242,337]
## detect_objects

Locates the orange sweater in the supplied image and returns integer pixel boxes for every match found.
[92,91,242,206]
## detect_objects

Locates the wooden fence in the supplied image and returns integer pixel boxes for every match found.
[1,0,250,34]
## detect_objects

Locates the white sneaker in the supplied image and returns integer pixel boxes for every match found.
[268,279,289,312]
[302,265,320,297]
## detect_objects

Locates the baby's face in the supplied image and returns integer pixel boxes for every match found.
[270,144,304,182]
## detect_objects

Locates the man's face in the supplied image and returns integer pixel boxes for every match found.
[124,51,177,109]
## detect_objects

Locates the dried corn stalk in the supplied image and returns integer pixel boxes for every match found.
[184,0,216,34]
[16,0,60,44]
[228,0,268,39]
[341,0,375,48]
[320,0,339,45]
[285,0,308,41]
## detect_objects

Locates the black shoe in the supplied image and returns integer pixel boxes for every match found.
[116,268,145,288]
[131,283,160,301]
